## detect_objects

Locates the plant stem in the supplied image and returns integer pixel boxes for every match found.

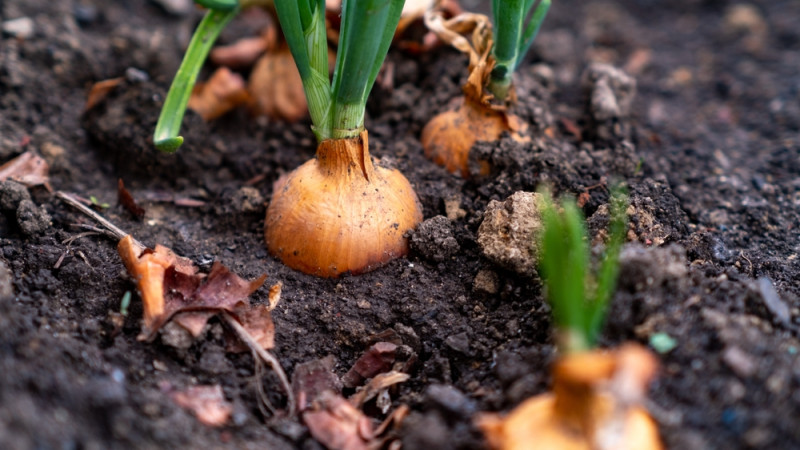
[153,8,238,153]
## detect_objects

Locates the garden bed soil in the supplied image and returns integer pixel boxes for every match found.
[2,0,799,448]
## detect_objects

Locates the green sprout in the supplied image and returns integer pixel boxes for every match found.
[275,0,403,141]
[153,6,239,153]
[538,185,628,353]
[489,0,551,101]
[89,195,110,209]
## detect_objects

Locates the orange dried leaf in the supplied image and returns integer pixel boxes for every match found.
[248,47,310,122]
[169,385,233,427]
[478,344,662,450]
[117,235,268,341]
[188,67,250,121]
[0,151,51,190]
[85,77,124,111]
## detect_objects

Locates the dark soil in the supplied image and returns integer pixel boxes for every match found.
[2,0,799,449]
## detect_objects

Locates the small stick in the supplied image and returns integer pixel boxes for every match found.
[56,191,144,248]
[223,311,296,416]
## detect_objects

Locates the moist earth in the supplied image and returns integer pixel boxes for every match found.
[2,0,799,449]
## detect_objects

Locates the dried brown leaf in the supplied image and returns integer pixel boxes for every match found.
[117,179,145,219]
[292,356,342,412]
[349,371,410,409]
[188,67,251,121]
[85,77,123,112]
[304,391,373,450]
[169,385,233,427]
[0,151,51,190]
[117,235,268,341]
[342,342,397,388]
[247,47,312,122]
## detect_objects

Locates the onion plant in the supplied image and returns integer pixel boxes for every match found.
[420,0,550,177]
[489,0,551,102]
[538,185,627,353]
[265,0,423,277]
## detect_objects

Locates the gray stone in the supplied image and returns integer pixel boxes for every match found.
[477,191,544,277]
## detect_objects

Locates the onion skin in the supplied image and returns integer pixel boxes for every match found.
[421,96,508,177]
[265,131,423,277]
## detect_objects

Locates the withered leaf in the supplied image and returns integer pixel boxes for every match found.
[117,179,145,219]
[188,67,251,121]
[117,235,270,342]
[292,356,342,412]
[342,342,397,388]
[168,384,233,427]
[84,77,124,112]
[304,391,373,450]
[0,151,51,190]
[248,47,310,122]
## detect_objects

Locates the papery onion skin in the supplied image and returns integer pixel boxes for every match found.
[265,131,423,277]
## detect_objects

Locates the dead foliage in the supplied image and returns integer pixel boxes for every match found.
[0,151,52,190]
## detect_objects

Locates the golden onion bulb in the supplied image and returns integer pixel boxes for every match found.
[265,131,422,277]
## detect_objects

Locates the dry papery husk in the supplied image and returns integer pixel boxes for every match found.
[478,344,663,450]
[265,130,422,278]
[187,67,251,121]
[421,9,527,178]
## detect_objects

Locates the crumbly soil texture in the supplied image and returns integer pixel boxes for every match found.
[2,0,799,448]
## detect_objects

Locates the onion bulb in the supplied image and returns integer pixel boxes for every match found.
[265,131,423,277]
[478,344,662,450]
[421,95,508,177]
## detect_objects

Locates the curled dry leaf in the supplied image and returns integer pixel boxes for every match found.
[117,179,145,219]
[84,77,124,112]
[349,370,410,410]
[168,384,233,427]
[343,342,398,388]
[477,344,663,450]
[187,67,251,121]
[117,235,270,342]
[247,46,328,122]
[0,151,52,190]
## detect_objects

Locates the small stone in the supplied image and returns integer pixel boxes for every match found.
[473,269,499,294]
[231,186,264,214]
[477,191,544,277]
[445,332,470,355]
[151,0,193,16]
[2,17,34,39]
[16,199,51,236]
[425,384,475,417]
[73,5,99,26]
[753,277,791,325]
[0,180,31,211]
[160,321,194,350]
[125,67,150,83]
[0,259,13,298]
[722,346,757,378]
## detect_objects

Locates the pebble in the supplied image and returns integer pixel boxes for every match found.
[477,191,544,277]
[16,199,52,236]
[425,384,475,417]
[0,259,13,298]
[445,332,470,355]
[754,277,791,325]
[151,0,193,16]
[2,17,34,39]
[722,346,757,378]
[0,180,31,211]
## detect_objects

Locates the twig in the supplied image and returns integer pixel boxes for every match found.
[223,311,296,416]
[56,191,144,248]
